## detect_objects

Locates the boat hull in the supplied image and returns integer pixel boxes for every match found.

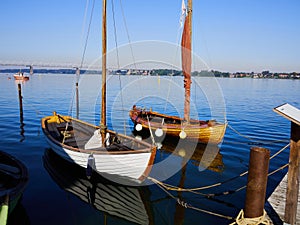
[41,113,157,183]
[129,106,227,144]
[13,75,29,81]
[0,151,29,216]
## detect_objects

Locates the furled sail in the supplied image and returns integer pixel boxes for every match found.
[181,0,192,123]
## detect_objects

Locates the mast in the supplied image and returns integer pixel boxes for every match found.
[182,0,192,123]
[101,0,107,129]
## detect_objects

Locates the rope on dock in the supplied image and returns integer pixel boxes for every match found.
[229,209,270,225]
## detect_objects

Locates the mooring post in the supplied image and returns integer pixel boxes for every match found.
[244,147,270,219]
[18,83,23,118]
[76,82,79,119]
[75,67,80,119]
[29,65,33,75]
[284,121,300,225]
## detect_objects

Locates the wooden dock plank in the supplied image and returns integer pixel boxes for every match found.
[268,174,300,224]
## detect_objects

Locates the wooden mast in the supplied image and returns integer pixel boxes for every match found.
[101,0,107,130]
[182,0,192,123]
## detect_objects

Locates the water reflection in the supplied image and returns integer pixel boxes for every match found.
[43,149,153,225]
[7,203,30,225]
[160,137,224,173]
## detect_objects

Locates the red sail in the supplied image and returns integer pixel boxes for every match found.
[181,11,191,123]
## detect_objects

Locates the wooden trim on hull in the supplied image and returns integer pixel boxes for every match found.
[129,107,227,144]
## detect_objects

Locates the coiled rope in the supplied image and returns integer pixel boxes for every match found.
[229,209,270,225]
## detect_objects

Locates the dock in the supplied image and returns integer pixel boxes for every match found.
[268,174,300,224]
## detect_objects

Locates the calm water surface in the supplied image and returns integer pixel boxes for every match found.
[0,73,299,225]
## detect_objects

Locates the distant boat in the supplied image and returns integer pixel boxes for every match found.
[13,72,29,81]
[0,151,29,225]
[43,149,152,225]
[41,0,157,183]
[129,0,227,145]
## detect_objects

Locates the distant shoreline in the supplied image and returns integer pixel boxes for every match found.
[1,68,299,79]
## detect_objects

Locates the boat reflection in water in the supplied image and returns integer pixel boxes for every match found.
[43,149,152,225]
[158,136,224,173]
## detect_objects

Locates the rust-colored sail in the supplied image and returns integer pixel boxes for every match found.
[181,0,192,123]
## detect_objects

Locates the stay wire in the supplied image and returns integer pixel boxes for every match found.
[67,0,95,117]
[119,0,136,70]
[111,0,126,135]
[79,0,96,70]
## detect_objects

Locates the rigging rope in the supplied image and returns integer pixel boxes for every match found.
[111,0,127,135]
[118,0,137,70]
[79,0,96,69]
[67,0,95,118]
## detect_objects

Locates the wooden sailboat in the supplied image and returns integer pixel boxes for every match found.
[41,0,157,183]
[129,0,227,144]
[43,149,152,225]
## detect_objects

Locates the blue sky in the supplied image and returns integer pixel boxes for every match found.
[0,0,299,72]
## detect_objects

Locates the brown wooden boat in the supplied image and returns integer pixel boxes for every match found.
[129,0,226,144]
[130,106,227,144]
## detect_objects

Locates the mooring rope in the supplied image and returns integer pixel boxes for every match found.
[149,161,289,199]
[153,175,233,220]
[149,159,288,222]
[148,142,290,197]
[227,124,288,144]
[229,209,270,225]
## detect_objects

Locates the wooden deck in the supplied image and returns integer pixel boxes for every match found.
[268,174,300,224]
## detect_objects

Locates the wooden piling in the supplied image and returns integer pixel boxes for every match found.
[29,65,33,75]
[17,83,25,141]
[18,83,23,119]
[244,147,270,218]
[284,122,300,225]
[76,82,79,119]
[75,67,80,119]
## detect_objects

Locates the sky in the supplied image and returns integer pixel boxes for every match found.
[0,0,300,73]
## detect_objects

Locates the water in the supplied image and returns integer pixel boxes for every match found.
[0,73,299,224]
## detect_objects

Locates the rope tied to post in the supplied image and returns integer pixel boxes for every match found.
[230,209,270,225]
